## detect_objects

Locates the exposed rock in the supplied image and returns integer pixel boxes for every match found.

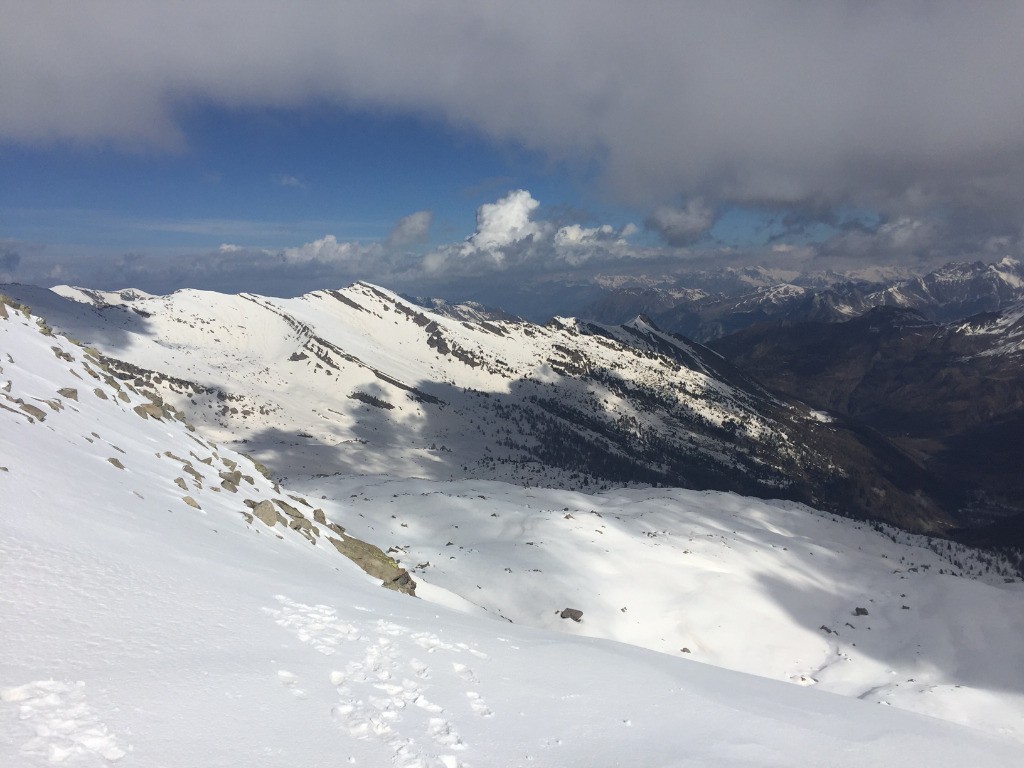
[252,500,278,526]
[288,516,313,532]
[57,387,78,401]
[18,403,47,421]
[182,496,200,509]
[107,457,125,469]
[273,499,302,518]
[221,480,238,493]
[133,403,163,420]
[326,535,416,596]
[219,470,242,486]
[313,508,327,525]
[174,477,188,491]
[560,608,583,622]
[93,388,108,400]
[854,607,870,616]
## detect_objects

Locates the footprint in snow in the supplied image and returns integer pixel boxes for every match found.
[0,679,128,763]
[452,663,478,684]
[466,691,493,718]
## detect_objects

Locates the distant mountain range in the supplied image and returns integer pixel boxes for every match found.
[582,257,1024,342]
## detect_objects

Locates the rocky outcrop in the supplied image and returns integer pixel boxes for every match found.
[327,535,416,596]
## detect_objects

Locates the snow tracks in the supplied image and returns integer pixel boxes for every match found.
[265,595,493,768]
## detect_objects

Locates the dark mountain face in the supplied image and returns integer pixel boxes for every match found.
[710,303,1024,533]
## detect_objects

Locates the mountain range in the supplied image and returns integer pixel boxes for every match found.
[4,283,1024,765]
[712,301,1024,552]
[581,257,1024,342]
[1,280,956,532]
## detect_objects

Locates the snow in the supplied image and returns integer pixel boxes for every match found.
[3,294,1024,765]
[1,281,800,487]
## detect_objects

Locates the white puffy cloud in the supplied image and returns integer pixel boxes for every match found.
[467,190,548,250]
[420,191,651,275]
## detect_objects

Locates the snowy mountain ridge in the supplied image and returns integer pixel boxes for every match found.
[1,280,954,530]
[4,287,1024,765]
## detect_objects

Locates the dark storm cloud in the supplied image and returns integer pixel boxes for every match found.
[4,2,1024,264]
[645,201,716,246]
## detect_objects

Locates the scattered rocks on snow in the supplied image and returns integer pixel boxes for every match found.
[854,607,870,616]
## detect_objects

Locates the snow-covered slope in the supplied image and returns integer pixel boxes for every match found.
[0,282,954,529]
[4,293,1024,765]
[299,474,1024,738]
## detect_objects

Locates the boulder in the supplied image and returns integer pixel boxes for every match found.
[326,535,416,596]
[560,608,583,623]
[252,500,278,527]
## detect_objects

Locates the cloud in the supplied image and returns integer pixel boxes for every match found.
[467,190,547,250]
[645,200,716,246]
[5,1,1024,250]
[386,210,433,248]
[276,175,304,188]
[423,190,649,276]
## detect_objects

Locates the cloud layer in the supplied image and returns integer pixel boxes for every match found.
[4,2,1024,237]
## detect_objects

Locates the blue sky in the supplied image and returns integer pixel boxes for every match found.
[2,105,605,250]
[2,3,1023,302]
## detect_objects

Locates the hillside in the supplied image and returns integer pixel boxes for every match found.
[711,303,1024,536]
[1,282,955,530]
[3,292,1024,765]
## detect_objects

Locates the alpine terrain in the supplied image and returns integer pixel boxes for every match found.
[3,287,1024,767]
